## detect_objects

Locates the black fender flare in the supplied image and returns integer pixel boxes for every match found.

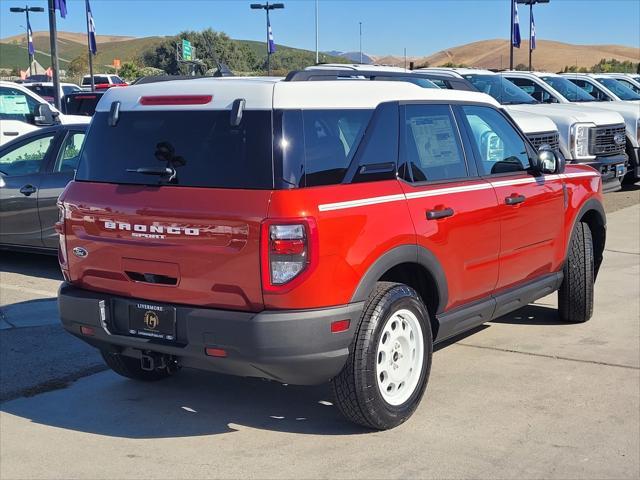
[565,197,606,276]
[350,245,449,314]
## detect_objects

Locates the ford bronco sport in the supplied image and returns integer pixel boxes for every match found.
[58,78,606,430]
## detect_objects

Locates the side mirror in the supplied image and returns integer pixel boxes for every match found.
[536,145,563,174]
[545,96,560,104]
[34,103,57,126]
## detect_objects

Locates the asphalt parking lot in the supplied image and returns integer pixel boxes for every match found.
[0,190,638,480]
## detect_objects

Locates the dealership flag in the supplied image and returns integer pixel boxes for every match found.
[27,18,35,55]
[530,11,536,51]
[267,18,276,54]
[512,0,521,48]
[87,0,97,54]
[54,0,67,18]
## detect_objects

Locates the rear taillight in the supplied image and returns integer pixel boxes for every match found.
[57,203,68,270]
[261,219,318,292]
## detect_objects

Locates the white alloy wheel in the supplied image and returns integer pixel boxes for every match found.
[375,308,424,406]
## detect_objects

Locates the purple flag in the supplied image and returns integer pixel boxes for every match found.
[87,0,97,54]
[27,19,35,55]
[268,18,276,54]
[54,0,67,18]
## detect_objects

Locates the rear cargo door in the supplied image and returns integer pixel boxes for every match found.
[62,108,274,311]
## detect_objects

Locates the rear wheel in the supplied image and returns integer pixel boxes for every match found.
[558,222,594,323]
[100,350,176,381]
[331,282,433,430]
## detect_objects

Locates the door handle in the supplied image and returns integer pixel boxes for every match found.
[19,185,37,196]
[426,207,454,220]
[3,131,19,137]
[505,194,526,205]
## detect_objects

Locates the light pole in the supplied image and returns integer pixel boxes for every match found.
[9,5,44,76]
[250,2,284,76]
[516,0,550,71]
[359,22,362,64]
[315,0,319,65]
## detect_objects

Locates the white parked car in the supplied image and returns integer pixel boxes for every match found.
[81,74,128,91]
[304,65,562,170]
[420,69,629,191]
[0,81,90,146]
[561,73,640,103]
[502,71,640,184]
[597,73,640,95]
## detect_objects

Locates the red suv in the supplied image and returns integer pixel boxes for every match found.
[58,79,605,429]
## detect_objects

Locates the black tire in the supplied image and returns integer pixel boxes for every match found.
[100,350,174,381]
[622,144,639,185]
[331,282,433,430]
[558,222,594,323]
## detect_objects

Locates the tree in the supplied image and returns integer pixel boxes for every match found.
[67,55,88,77]
[118,62,141,82]
[142,29,257,75]
[515,63,528,71]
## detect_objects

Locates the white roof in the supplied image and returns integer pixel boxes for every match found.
[418,67,494,77]
[306,64,411,73]
[96,77,501,112]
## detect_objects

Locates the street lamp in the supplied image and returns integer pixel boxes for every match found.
[516,0,550,72]
[9,5,45,76]
[250,2,285,76]
[359,22,363,64]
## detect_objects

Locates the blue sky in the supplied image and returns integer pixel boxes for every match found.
[1,0,639,56]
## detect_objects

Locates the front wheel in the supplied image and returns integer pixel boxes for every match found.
[331,282,433,430]
[558,221,594,323]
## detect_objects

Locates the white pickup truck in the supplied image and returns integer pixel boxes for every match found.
[502,71,640,184]
[421,69,629,192]
[303,65,563,179]
[561,73,640,104]
[0,81,90,146]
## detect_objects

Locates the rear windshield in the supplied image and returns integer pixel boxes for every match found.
[63,93,102,116]
[82,76,110,85]
[25,85,54,100]
[76,110,274,189]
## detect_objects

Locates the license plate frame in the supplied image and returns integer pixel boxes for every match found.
[128,302,176,341]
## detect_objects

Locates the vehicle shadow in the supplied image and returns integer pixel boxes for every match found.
[490,304,561,326]
[0,369,369,438]
[0,250,62,281]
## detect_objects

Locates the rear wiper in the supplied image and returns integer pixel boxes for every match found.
[126,167,176,181]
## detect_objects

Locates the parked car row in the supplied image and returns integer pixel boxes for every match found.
[0,68,637,255]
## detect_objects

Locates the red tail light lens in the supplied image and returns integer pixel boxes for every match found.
[261,219,318,292]
[140,95,213,106]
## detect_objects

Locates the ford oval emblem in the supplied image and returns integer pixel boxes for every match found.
[614,132,625,146]
[72,247,88,258]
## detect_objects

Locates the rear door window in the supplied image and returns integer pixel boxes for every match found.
[76,110,274,189]
[401,104,467,182]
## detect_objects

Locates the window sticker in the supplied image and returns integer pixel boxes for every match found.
[0,94,30,115]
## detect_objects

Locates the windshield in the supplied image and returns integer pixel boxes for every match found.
[76,110,274,189]
[463,74,537,104]
[541,76,597,102]
[596,78,640,100]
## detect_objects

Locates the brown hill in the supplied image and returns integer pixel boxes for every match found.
[2,31,135,45]
[373,39,639,71]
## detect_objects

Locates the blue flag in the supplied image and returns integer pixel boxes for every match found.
[54,0,67,18]
[512,0,521,48]
[27,19,35,55]
[530,11,536,51]
[87,0,97,54]
[267,18,276,54]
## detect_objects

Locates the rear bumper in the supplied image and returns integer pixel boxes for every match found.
[58,283,363,385]
[574,153,627,193]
